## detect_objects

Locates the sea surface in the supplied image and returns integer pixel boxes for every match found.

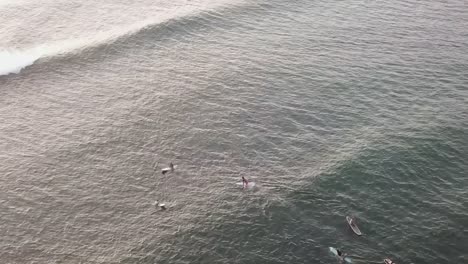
[1,0,467,263]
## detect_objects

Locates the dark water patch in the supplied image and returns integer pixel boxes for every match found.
[289,125,468,264]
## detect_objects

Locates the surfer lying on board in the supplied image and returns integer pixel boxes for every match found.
[336,249,347,262]
[162,162,175,175]
[242,176,249,188]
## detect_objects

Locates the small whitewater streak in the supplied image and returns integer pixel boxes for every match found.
[0,0,245,76]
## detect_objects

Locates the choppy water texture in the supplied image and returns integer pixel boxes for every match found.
[1,0,467,263]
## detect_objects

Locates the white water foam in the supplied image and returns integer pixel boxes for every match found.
[0,49,42,76]
[0,15,176,76]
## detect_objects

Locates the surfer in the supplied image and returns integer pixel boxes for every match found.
[154,201,166,210]
[384,259,395,264]
[336,249,347,262]
[242,176,249,188]
[162,162,175,175]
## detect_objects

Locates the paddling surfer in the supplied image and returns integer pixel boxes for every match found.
[242,176,249,188]
[336,249,347,262]
[162,162,175,175]
[154,201,166,210]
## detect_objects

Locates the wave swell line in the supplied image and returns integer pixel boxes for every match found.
[0,0,247,76]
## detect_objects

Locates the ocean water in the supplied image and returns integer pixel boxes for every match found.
[1,0,467,263]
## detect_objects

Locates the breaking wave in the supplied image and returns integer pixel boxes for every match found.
[0,0,247,76]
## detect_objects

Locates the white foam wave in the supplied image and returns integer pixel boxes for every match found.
[0,49,42,76]
[0,17,160,76]
[0,16,170,76]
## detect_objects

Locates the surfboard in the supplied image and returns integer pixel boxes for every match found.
[154,201,166,208]
[346,216,362,236]
[329,247,352,263]
[236,182,256,188]
[384,258,395,264]
[161,165,177,174]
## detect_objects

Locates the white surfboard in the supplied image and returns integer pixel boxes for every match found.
[346,216,362,236]
[154,201,166,209]
[161,165,177,174]
[236,182,256,188]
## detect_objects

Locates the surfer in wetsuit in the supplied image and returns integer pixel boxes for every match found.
[154,201,166,210]
[336,249,347,262]
[242,176,248,188]
[162,162,175,175]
